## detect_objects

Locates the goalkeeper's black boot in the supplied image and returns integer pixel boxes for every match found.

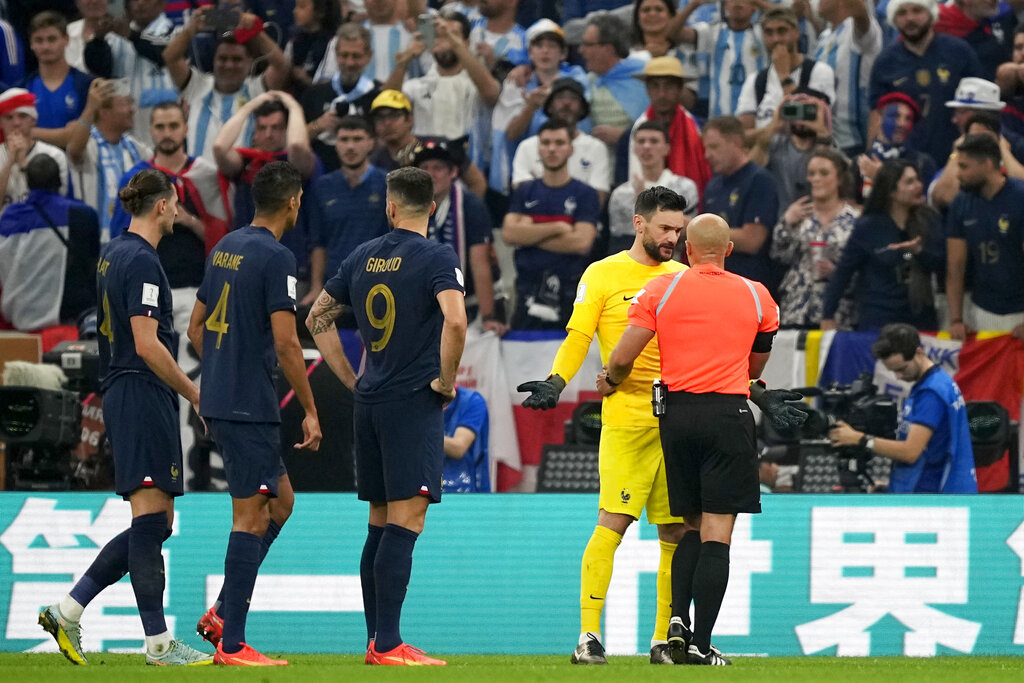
[570,633,607,665]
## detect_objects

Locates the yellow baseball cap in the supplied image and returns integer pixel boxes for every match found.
[370,89,412,113]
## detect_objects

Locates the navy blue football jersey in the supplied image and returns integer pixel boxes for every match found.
[324,229,464,403]
[197,226,298,422]
[96,232,176,393]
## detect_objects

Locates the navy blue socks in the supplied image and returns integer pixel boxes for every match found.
[214,519,283,618]
[128,512,169,636]
[220,531,263,654]
[372,524,418,653]
[360,524,385,646]
[71,529,130,608]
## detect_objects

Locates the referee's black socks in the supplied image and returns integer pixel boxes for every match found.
[692,541,730,653]
[670,530,702,627]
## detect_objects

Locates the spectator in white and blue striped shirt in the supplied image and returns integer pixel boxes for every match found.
[814,0,883,157]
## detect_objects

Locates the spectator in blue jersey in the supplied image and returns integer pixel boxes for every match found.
[442,385,491,492]
[287,0,344,90]
[749,87,835,210]
[668,0,766,120]
[0,89,71,212]
[22,12,95,149]
[189,161,321,666]
[702,115,779,289]
[857,92,937,202]
[502,118,599,329]
[578,13,649,161]
[945,134,1024,340]
[935,0,1020,80]
[305,115,388,303]
[77,0,181,147]
[163,6,294,159]
[814,0,884,157]
[822,159,943,331]
[737,7,836,137]
[68,79,152,243]
[830,323,977,493]
[301,22,382,172]
[493,19,588,194]
[0,154,99,331]
[415,137,507,335]
[0,17,25,90]
[869,0,982,166]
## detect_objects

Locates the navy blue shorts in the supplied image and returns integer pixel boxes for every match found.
[354,386,445,503]
[104,375,184,500]
[208,418,285,498]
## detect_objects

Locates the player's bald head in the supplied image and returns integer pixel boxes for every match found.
[685,214,733,264]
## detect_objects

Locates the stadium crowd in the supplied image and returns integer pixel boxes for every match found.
[0,0,1020,475]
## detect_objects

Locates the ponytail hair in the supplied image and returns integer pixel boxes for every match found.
[119,169,173,217]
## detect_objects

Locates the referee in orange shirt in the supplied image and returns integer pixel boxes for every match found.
[606,213,781,666]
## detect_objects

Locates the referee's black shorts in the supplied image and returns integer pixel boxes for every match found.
[659,391,761,518]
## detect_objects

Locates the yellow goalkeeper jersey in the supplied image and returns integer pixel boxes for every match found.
[566,251,686,428]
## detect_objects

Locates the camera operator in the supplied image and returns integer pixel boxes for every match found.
[829,323,978,493]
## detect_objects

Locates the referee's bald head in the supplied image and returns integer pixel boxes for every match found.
[685,214,733,265]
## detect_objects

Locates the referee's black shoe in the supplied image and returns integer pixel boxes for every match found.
[686,643,732,666]
[666,617,692,664]
[570,634,607,665]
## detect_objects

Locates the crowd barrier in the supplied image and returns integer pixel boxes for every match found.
[1,492,1023,656]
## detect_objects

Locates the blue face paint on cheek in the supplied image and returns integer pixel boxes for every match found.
[881,104,900,140]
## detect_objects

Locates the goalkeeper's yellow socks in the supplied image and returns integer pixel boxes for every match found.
[652,539,678,642]
[579,525,622,634]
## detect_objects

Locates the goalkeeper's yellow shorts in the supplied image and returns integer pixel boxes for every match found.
[597,425,684,525]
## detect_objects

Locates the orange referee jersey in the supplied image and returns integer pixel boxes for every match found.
[628,263,780,395]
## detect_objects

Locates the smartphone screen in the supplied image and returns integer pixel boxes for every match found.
[417,14,435,49]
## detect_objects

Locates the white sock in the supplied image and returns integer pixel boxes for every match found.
[145,631,174,656]
[651,639,667,647]
[579,631,601,646]
[58,595,84,622]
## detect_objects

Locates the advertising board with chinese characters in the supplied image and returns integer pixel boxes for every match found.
[1,493,1023,656]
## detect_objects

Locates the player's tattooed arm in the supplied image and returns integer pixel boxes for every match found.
[306,289,358,391]
[306,289,344,335]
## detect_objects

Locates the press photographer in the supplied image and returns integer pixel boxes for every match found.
[829,323,978,493]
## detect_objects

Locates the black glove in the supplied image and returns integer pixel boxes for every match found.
[516,375,566,410]
[758,389,809,431]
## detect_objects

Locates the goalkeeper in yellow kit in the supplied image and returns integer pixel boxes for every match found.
[517,187,808,665]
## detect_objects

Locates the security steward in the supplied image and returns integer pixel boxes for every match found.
[606,213,780,666]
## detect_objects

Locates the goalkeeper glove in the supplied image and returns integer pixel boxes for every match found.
[516,375,566,410]
[757,389,809,431]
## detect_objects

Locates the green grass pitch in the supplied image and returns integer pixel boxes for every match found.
[1,653,1022,681]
